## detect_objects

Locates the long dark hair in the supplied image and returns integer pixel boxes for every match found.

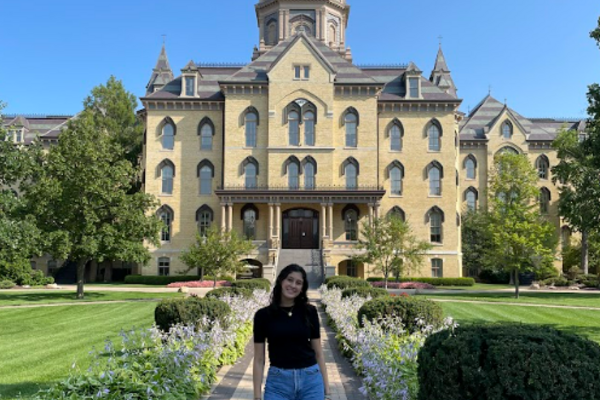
[270,264,310,318]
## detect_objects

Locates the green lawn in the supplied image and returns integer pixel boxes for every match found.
[420,291,600,308]
[440,302,600,343]
[436,283,515,291]
[0,303,156,399]
[0,290,183,306]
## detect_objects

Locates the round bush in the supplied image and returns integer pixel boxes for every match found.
[205,287,253,299]
[341,287,389,299]
[357,296,443,333]
[326,276,370,290]
[0,280,15,289]
[231,278,270,291]
[418,324,600,400]
[154,297,231,331]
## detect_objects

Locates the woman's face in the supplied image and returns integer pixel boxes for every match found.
[281,271,304,302]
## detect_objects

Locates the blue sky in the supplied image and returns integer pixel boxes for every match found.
[1,0,598,119]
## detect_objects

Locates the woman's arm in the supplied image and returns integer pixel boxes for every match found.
[253,342,266,400]
[311,338,331,399]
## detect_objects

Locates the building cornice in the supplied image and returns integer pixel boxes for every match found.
[141,100,224,112]
[378,102,461,113]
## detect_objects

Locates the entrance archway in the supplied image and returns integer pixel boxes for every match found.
[240,259,263,279]
[338,259,364,279]
[282,208,319,249]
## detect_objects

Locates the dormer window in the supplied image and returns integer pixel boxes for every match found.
[294,65,310,80]
[408,77,419,98]
[502,120,513,139]
[185,76,196,97]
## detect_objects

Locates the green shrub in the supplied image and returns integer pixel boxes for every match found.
[125,275,202,285]
[579,274,599,288]
[205,287,254,299]
[341,287,389,299]
[154,297,231,331]
[324,275,345,284]
[365,277,475,286]
[478,269,510,284]
[542,276,570,286]
[357,296,443,333]
[231,278,270,291]
[418,324,600,400]
[21,270,54,286]
[204,275,235,283]
[0,280,15,289]
[326,276,370,290]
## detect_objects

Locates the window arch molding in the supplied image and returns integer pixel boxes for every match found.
[463,186,479,201]
[156,204,175,220]
[240,156,260,176]
[240,203,259,221]
[196,159,215,178]
[424,160,444,179]
[387,206,406,221]
[424,119,443,138]
[283,99,318,125]
[156,159,176,178]
[196,205,214,222]
[386,119,404,138]
[340,107,360,127]
[197,117,215,136]
[282,156,302,175]
[425,206,445,224]
[301,156,318,174]
[240,106,260,127]
[536,154,550,179]
[463,154,478,169]
[501,120,513,139]
[340,157,360,176]
[385,160,404,179]
[341,204,360,221]
[157,117,177,137]
[495,146,520,156]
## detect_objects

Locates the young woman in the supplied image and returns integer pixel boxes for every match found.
[253,264,331,400]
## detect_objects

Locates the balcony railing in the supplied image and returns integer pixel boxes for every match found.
[217,184,384,192]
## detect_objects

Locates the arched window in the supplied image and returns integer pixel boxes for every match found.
[266,21,277,45]
[329,24,337,43]
[197,160,214,195]
[196,205,213,236]
[387,206,406,222]
[431,258,443,278]
[561,226,572,249]
[389,120,403,151]
[426,207,444,243]
[158,257,170,276]
[244,162,257,188]
[427,121,442,151]
[342,108,359,147]
[244,109,258,148]
[343,205,359,241]
[540,187,551,214]
[426,161,443,196]
[302,156,317,189]
[161,119,175,150]
[498,146,519,155]
[157,205,174,242]
[158,160,175,195]
[465,187,478,211]
[288,111,300,146]
[241,204,258,240]
[386,161,404,196]
[342,158,359,189]
[536,155,550,180]
[502,120,513,139]
[198,118,214,151]
[464,155,477,180]
[285,157,301,189]
[304,111,315,146]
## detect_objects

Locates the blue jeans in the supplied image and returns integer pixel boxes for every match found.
[264,364,324,400]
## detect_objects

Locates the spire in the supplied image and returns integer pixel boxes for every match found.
[146,43,175,95]
[430,44,457,98]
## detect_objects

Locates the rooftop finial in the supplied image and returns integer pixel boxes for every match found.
[162,34,166,45]
[488,85,492,95]
[438,35,443,46]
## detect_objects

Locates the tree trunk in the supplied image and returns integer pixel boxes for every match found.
[514,269,520,299]
[384,272,388,290]
[582,229,590,275]
[213,277,217,288]
[200,267,204,281]
[76,259,88,299]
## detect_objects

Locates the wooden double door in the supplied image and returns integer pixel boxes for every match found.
[282,209,319,249]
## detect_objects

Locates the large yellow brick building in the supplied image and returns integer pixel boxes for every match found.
[140,0,581,284]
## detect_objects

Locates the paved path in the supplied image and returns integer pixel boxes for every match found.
[205,292,367,400]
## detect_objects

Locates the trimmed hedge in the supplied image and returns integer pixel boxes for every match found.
[357,296,443,333]
[125,275,201,285]
[231,278,270,291]
[418,324,600,400]
[341,287,389,299]
[366,277,475,287]
[0,280,15,289]
[326,276,371,290]
[154,297,231,331]
[205,287,254,299]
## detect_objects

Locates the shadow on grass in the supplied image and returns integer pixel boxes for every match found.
[0,292,114,304]
[0,381,55,399]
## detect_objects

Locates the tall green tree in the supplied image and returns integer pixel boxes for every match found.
[354,216,432,289]
[21,81,162,299]
[488,152,556,298]
[461,210,498,277]
[179,226,255,287]
[551,128,600,274]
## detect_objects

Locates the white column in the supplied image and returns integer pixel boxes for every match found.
[321,203,327,238]
[269,204,274,239]
[221,204,227,231]
[328,203,334,240]
[279,10,285,40]
[227,203,233,232]
[369,203,374,225]
[276,204,281,237]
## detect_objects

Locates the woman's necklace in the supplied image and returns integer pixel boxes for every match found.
[285,305,294,317]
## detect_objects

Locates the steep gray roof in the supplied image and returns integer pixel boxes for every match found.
[146,45,175,96]
[2,114,72,143]
[429,46,457,98]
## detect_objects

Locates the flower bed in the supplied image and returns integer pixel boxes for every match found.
[320,286,455,400]
[371,281,435,290]
[167,280,232,288]
[32,290,269,399]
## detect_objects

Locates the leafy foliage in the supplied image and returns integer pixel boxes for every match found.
[341,286,389,299]
[325,276,371,290]
[205,287,254,299]
[231,278,270,291]
[418,324,600,400]
[354,216,432,288]
[154,296,231,332]
[461,210,498,276]
[488,152,557,297]
[366,277,475,286]
[0,280,15,289]
[357,296,444,333]
[179,227,255,287]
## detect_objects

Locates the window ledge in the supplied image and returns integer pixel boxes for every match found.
[430,243,444,246]
[389,194,403,198]
[159,194,174,197]
[388,150,403,153]
[428,195,442,198]
[427,150,442,153]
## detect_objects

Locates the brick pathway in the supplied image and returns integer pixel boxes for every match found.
[205,293,367,400]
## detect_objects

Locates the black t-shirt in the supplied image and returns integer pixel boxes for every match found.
[253,304,320,369]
